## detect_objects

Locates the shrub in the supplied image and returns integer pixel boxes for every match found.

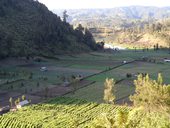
[130,74,170,113]
[126,73,132,78]
[103,78,115,104]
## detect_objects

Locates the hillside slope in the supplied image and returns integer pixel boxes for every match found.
[0,0,97,59]
[113,20,170,48]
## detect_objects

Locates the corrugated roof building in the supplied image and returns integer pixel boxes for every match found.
[16,100,29,109]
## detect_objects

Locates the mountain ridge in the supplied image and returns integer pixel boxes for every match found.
[53,6,170,21]
[54,6,170,48]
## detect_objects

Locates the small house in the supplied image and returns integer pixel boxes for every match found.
[164,59,170,62]
[76,75,83,80]
[123,61,127,64]
[16,100,29,109]
[63,81,70,87]
[40,67,47,72]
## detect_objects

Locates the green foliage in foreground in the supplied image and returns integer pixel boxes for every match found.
[0,97,170,128]
[91,108,170,128]
[130,73,170,113]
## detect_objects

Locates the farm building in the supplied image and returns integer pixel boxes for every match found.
[16,100,29,109]
[40,67,47,72]
[164,59,170,62]
[76,75,83,80]
[63,81,70,87]
[123,61,127,64]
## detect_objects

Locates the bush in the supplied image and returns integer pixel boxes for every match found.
[103,78,115,104]
[29,72,33,79]
[37,82,40,87]
[21,82,24,87]
[43,77,48,81]
[130,74,170,112]
[126,73,132,78]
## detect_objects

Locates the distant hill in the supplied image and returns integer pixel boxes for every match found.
[0,0,97,59]
[54,6,170,27]
[54,6,170,48]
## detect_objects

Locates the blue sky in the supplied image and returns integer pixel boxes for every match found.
[39,0,170,9]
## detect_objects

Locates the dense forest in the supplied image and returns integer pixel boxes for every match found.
[0,0,97,59]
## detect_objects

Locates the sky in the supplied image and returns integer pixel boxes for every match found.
[38,0,170,10]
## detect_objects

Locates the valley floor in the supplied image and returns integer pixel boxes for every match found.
[1,50,170,108]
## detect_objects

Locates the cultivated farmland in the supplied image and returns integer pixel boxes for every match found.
[1,50,170,106]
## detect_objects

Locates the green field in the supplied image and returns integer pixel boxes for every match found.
[66,50,170,103]
[66,81,134,103]
[1,50,170,127]
[1,97,169,128]
[0,97,131,128]
[1,50,170,105]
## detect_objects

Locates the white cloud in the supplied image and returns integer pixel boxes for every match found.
[39,0,170,9]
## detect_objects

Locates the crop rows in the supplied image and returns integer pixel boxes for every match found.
[0,97,131,128]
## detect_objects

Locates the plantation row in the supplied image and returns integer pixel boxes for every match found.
[0,97,131,128]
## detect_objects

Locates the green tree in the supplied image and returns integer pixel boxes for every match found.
[156,43,159,50]
[9,97,13,107]
[14,98,20,106]
[168,36,170,54]
[103,78,115,104]
[45,87,49,98]
[14,100,18,106]
[84,28,97,50]
[37,82,40,87]
[115,110,129,128]
[17,98,20,103]
[157,73,163,85]
[130,74,170,113]
[63,10,68,22]
[72,78,79,94]
[22,95,26,101]
[28,99,31,103]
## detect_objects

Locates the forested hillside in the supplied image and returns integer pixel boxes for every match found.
[0,0,97,59]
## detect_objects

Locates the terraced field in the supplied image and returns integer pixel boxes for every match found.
[0,97,131,128]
